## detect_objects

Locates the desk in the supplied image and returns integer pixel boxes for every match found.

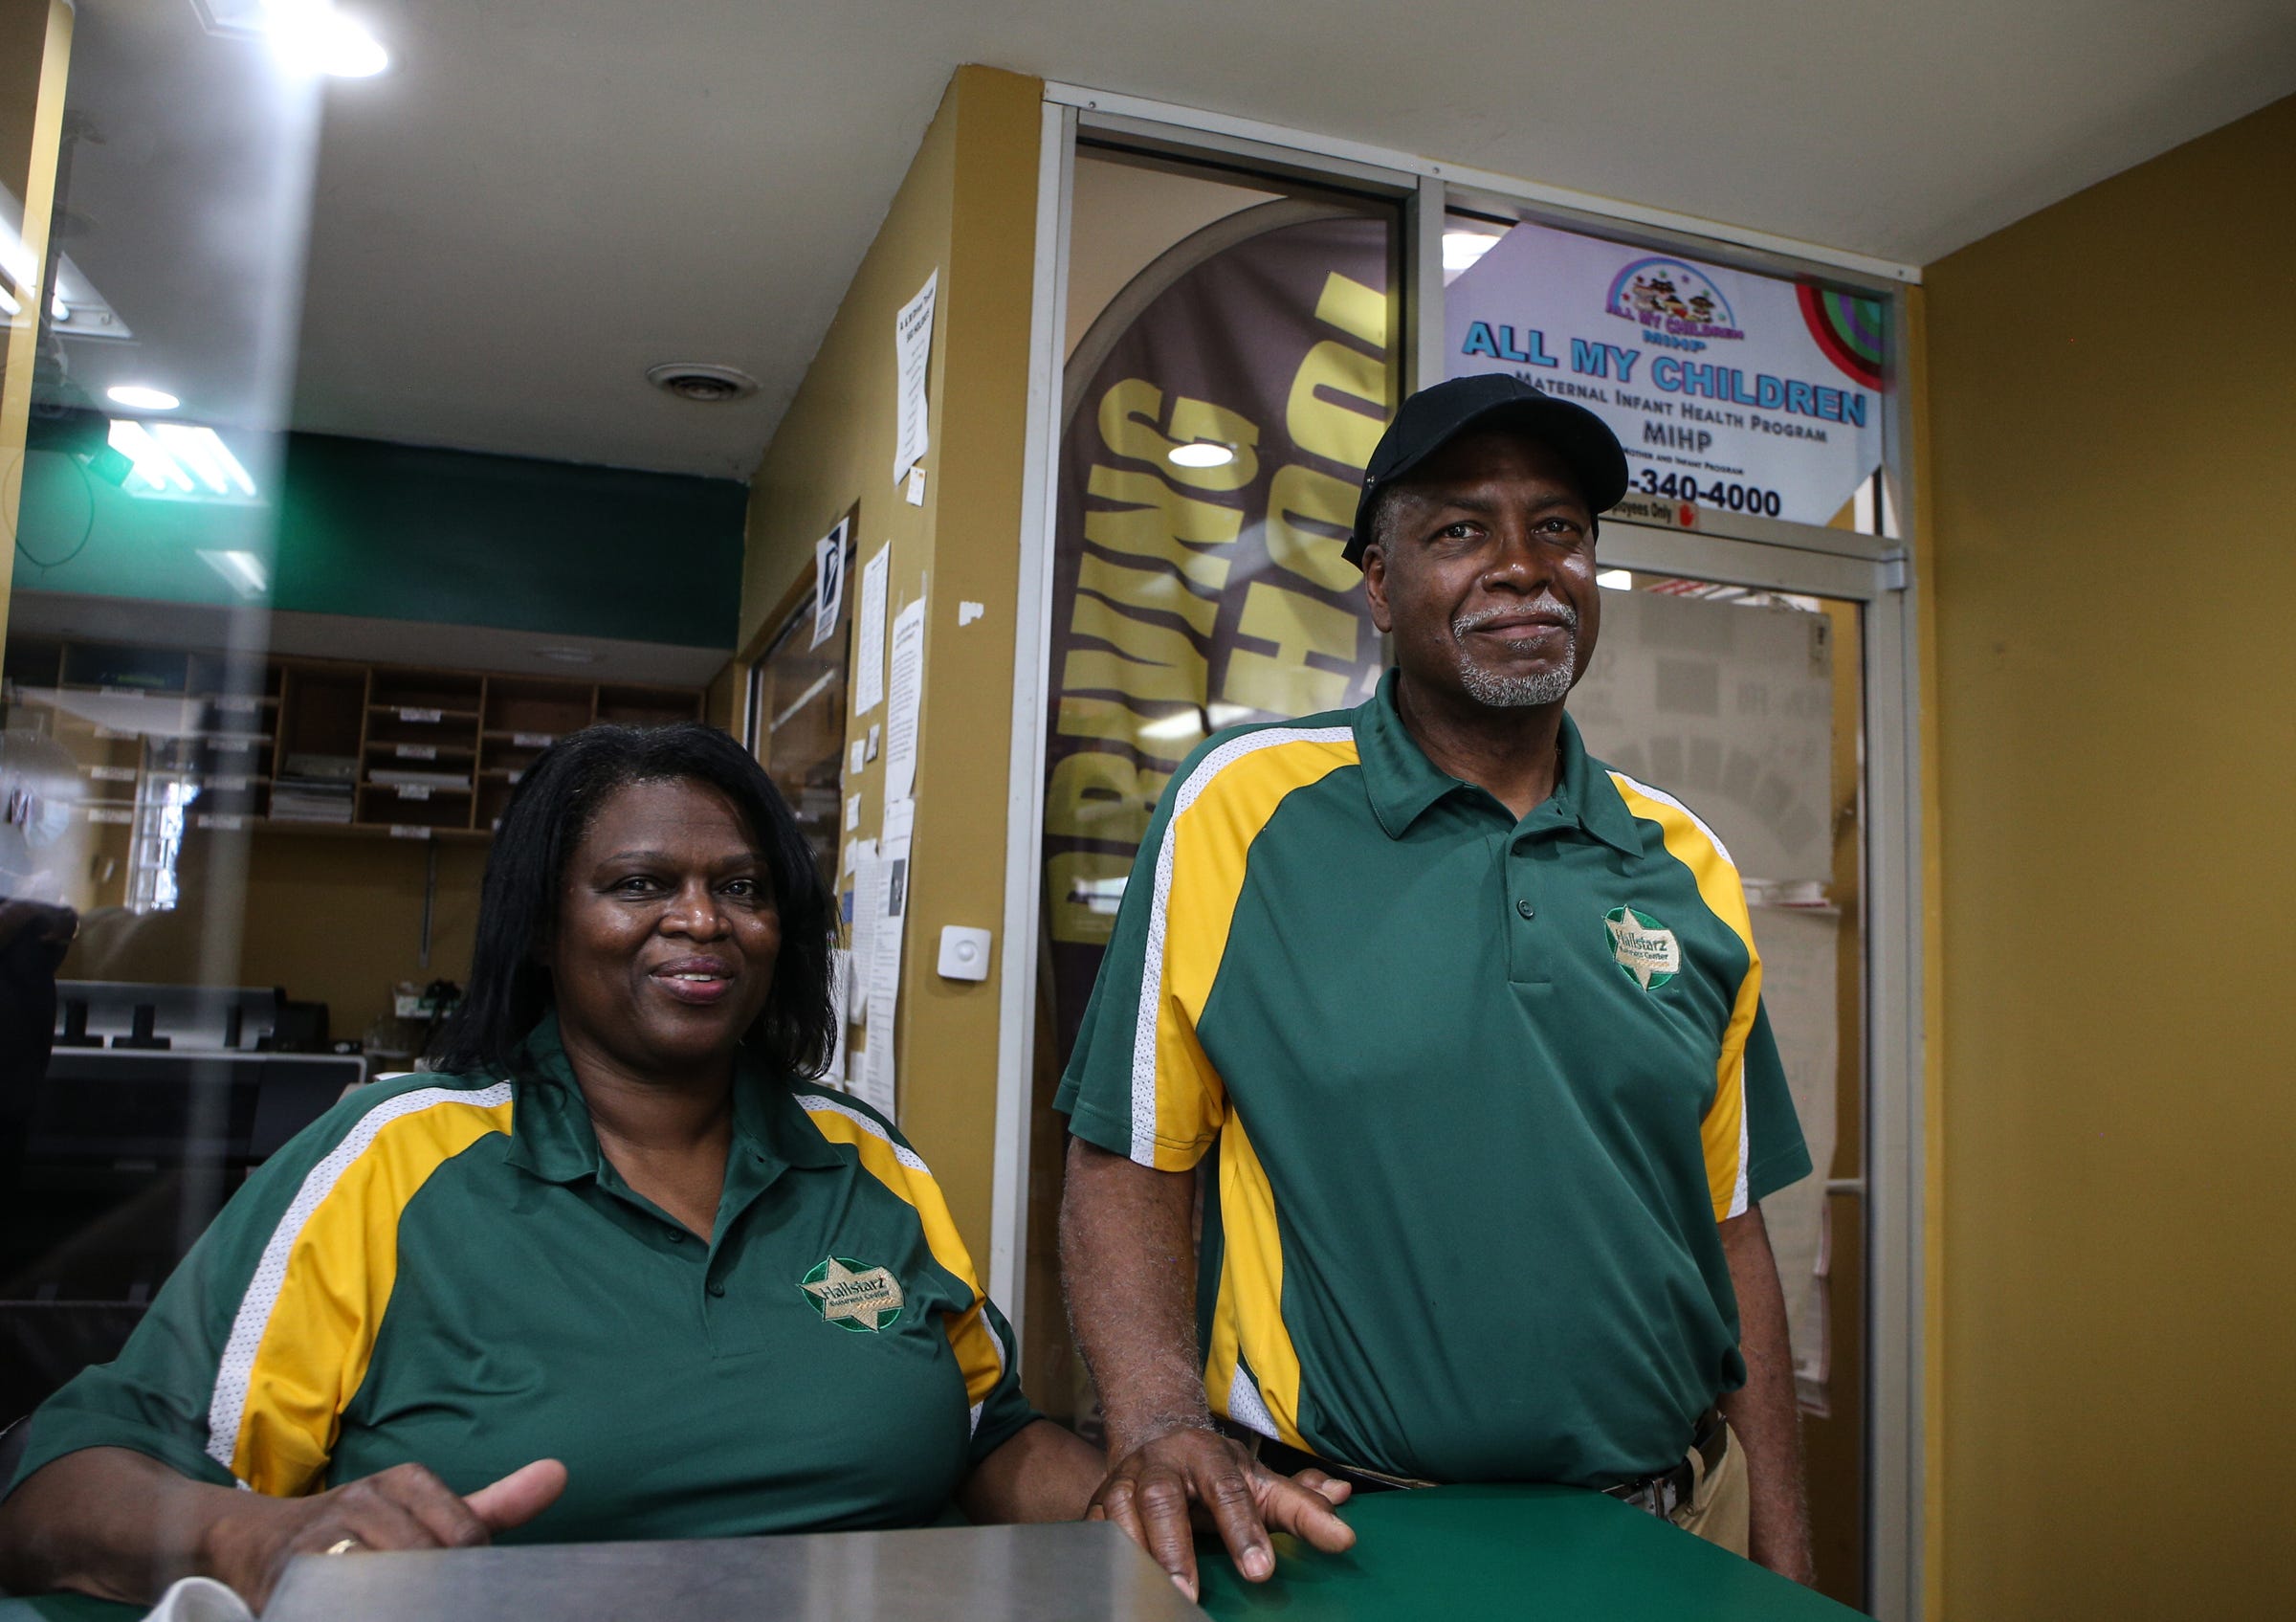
[0,1492,1865,1620]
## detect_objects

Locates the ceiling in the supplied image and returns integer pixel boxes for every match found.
[41,0,2296,481]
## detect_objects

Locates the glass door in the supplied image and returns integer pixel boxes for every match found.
[1569,568,1870,1601]
[1029,139,1409,1421]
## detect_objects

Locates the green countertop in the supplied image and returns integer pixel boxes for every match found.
[0,1487,1866,1620]
[1197,1484,1866,1621]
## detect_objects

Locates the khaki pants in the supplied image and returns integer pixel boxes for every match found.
[1669,1421,1750,1556]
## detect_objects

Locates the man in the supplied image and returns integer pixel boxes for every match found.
[1057,373,1814,1600]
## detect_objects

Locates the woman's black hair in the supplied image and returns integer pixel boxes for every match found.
[428,722,836,1080]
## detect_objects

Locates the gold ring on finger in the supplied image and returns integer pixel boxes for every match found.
[324,1538,362,1556]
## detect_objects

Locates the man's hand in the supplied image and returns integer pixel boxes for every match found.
[1085,1424,1353,1602]
[1718,1206,1813,1583]
[204,1459,566,1609]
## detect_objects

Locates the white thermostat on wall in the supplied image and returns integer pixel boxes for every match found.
[936,925,992,983]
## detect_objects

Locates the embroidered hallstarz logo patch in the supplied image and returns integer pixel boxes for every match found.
[1604,905,1681,989]
[799,1256,905,1332]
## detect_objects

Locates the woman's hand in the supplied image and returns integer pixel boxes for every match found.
[204,1459,566,1610]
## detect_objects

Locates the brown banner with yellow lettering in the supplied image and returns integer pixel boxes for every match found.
[1043,210,1395,1062]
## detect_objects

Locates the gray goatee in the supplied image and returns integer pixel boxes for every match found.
[1450,599,1578,707]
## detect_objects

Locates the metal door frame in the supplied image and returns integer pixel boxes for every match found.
[996,87,1929,1622]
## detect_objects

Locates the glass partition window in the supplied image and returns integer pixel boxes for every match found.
[748,524,855,901]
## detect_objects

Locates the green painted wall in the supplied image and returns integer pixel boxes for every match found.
[12,427,745,648]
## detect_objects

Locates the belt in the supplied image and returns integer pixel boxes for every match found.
[1227,1407,1729,1519]
[1601,1408,1729,1519]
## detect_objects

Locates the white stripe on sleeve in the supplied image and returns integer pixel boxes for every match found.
[203,1082,512,1478]
[1127,727,1355,1165]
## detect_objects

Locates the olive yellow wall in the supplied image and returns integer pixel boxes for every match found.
[0,0,73,653]
[56,833,489,1049]
[238,839,490,1043]
[1924,94,2295,1617]
[741,65,1043,1265]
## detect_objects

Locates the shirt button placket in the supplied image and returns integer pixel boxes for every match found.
[1507,840,1549,987]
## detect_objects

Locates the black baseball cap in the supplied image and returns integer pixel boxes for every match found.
[1344,373,1629,567]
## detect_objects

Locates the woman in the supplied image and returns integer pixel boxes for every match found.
[0,724,1344,1607]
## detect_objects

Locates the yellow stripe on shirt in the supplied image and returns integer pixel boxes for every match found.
[1133,727,1359,1169]
[796,1099,1006,1412]
[1609,774,1762,1220]
[215,1085,514,1495]
[1203,1108,1309,1451]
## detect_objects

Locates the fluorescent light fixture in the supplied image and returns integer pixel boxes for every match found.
[107,384,181,411]
[534,647,604,665]
[1443,231,1504,274]
[0,283,17,317]
[198,549,272,599]
[153,423,258,497]
[109,420,192,492]
[263,1,390,78]
[1597,568,1634,590]
[107,419,260,502]
[1167,442,1235,469]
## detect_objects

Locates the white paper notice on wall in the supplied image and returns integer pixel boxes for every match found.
[823,947,852,1089]
[893,270,938,485]
[847,838,879,1026]
[810,518,850,650]
[850,799,912,1118]
[905,469,926,506]
[853,544,890,716]
[884,597,926,804]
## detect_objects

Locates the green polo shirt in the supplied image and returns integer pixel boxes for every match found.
[1056,672,1809,1487]
[6,1016,1034,1538]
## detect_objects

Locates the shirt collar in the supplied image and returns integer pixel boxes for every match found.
[1353,668,1642,857]
[502,1010,844,1186]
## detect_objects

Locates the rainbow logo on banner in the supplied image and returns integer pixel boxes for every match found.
[1797,285,1885,390]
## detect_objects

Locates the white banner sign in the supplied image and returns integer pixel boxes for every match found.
[1446,220,1886,526]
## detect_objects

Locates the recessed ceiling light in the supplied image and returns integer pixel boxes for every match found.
[107,384,180,411]
[1167,442,1235,469]
[1597,568,1635,590]
[534,647,604,666]
[646,363,759,403]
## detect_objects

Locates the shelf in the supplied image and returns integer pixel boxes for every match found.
[257,819,493,844]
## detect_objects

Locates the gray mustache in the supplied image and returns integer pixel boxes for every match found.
[1452,599,1579,635]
